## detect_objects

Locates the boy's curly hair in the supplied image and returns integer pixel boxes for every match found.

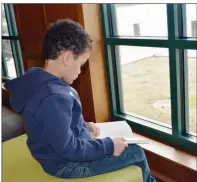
[42,19,93,60]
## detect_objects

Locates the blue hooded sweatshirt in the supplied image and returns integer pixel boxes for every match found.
[4,67,114,175]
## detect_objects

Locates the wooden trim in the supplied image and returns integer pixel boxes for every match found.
[147,152,197,182]
[133,132,197,182]
[81,4,111,122]
[151,169,177,182]
[13,4,46,71]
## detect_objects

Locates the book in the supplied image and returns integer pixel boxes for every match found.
[95,121,149,144]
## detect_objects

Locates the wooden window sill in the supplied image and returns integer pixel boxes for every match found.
[132,132,197,182]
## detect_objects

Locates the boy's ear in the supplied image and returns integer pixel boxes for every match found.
[61,51,73,66]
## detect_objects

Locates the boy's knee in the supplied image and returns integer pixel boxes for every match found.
[127,144,146,157]
[128,144,143,152]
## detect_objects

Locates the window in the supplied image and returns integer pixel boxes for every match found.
[119,46,171,128]
[114,4,167,37]
[186,4,197,37]
[101,4,197,154]
[2,4,24,80]
[185,49,196,135]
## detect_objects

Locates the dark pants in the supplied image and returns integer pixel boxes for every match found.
[55,144,156,182]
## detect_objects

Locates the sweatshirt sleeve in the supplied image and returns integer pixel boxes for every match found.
[35,94,114,162]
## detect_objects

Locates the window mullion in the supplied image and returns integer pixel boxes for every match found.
[4,4,13,36]
[10,40,20,76]
[16,40,25,74]
[106,45,119,117]
[178,4,187,37]
[4,4,19,76]
[109,4,117,36]
[177,4,190,134]
[2,51,9,77]
[2,36,18,40]
[3,4,24,76]
[109,4,124,113]
[100,4,110,39]
[4,4,18,36]
[101,5,118,117]
[106,37,169,47]
[181,50,189,134]
[167,4,183,137]
[112,46,124,113]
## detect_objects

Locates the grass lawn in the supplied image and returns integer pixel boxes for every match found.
[121,56,196,133]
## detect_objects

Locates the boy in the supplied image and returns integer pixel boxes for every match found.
[5,19,155,182]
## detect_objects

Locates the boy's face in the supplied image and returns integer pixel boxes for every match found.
[61,50,90,84]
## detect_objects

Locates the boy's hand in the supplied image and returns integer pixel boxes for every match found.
[112,137,128,156]
[86,122,100,138]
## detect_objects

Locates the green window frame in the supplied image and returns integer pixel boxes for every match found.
[2,4,24,80]
[101,4,197,154]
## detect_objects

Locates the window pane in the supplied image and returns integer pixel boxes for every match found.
[114,4,168,37]
[2,40,17,78]
[2,5,9,36]
[186,4,197,37]
[187,50,196,135]
[117,46,171,127]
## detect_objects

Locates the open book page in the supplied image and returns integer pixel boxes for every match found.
[124,138,149,144]
[95,121,149,144]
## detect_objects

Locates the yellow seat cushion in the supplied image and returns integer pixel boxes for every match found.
[3,134,143,182]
